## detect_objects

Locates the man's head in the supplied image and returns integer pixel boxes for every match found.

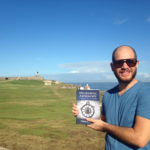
[111,45,139,84]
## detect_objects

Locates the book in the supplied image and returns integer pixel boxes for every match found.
[76,89,100,124]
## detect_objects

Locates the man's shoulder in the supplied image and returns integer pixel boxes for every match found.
[137,82,150,93]
[137,81,150,92]
[104,85,118,96]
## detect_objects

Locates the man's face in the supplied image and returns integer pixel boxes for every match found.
[111,47,139,84]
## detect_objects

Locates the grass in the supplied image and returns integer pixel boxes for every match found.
[0,80,105,150]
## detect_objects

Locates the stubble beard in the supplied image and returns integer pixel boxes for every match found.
[114,68,137,84]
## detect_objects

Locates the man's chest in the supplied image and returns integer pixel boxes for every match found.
[104,93,138,127]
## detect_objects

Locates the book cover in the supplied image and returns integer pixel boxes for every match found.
[76,89,100,124]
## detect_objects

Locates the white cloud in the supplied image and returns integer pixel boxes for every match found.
[42,61,150,82]
[113,18,128,25]
[138,60,150,74]
[137,72,150,81]
[60,61,111,73]
[69,70,80,74]
[42,72,116,82]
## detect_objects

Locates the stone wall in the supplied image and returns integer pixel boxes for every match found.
[0,76,43,81]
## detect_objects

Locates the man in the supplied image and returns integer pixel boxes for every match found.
[72,45,150,149]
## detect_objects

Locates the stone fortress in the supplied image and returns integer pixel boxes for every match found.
[0,72,43,81]
[0,72,61,86]
[0,76,43,81]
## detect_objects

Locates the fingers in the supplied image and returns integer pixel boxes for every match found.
[72,103,77,111]
[72,103,77,108]
[86,118,95,123]
[86,118,97,128]
[72,103,79,117]
[86,118,94,128]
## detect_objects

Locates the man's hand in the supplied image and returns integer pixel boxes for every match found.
[86,118,106,132]
[72,103,79,117]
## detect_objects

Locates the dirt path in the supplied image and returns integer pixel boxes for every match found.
[0,147,10,150]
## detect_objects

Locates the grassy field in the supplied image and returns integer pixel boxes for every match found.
[0,80,105,150]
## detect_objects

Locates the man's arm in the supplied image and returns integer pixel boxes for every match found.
[87,115,150,148]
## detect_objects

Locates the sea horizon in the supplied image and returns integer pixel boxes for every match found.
[65,81,150,91]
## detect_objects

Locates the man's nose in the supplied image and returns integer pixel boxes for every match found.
[121,61,129,68]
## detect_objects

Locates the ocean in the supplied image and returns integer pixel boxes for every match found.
[66,82,150,91]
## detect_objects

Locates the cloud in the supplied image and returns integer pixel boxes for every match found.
[146,16,150,22]
[139,72,150,78]
[43,61,114,82]
[113,18,128,25]
[42,61,150,82]
[59,61,111,74]
[42,72,116,83]
[69,70,80,74]
[137,72,150,82]
[42,71,150,83]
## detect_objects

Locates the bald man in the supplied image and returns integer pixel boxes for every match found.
[72,45,150,150]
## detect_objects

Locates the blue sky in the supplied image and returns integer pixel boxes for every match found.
[0,0,150,82]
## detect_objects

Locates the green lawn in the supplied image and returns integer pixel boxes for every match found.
[0,80,105,150]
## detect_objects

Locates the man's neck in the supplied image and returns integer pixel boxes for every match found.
[118,78,138,96]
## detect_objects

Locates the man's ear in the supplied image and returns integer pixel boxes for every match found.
[136,60,139,69]
[110,62,115,72]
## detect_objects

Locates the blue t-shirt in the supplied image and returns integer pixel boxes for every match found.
[101,81,150,150]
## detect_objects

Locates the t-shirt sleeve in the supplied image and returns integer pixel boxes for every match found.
[136,87,150,120]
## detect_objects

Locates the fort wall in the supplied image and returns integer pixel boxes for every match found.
[0,76,43,81]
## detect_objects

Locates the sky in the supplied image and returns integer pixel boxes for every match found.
[0,0,150,82]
